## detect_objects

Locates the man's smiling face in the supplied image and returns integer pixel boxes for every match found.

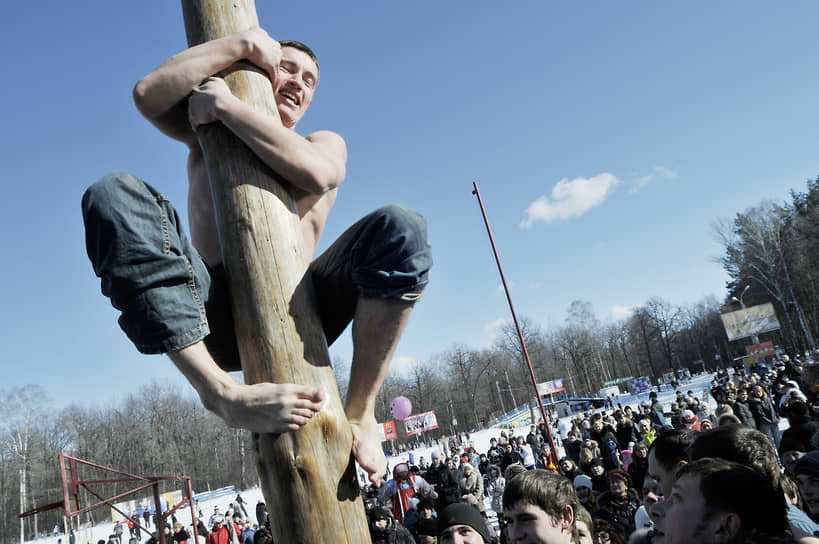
[274,46,318,129]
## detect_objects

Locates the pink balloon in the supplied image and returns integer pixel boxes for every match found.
[390,396,413,420]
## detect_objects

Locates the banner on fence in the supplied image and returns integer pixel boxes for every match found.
[536,378,566,396]
[404,411,439,436]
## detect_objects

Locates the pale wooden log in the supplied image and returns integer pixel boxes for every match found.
[180,1,371,541]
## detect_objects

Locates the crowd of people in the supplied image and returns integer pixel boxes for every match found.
[106,495,265,544]
[356,355,819,543]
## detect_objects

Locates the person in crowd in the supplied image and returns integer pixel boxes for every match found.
[458,461,485,516]
[573,474,597,515]
[205,516,228,544]
[563,431,582,464]
[558,457,581,482]
[731,386,757,428]
[574,504,595,544]
[437,503,492,544]
[687,424,819,540]
[502,469,578,544]
[748,383,781,448]
[646,429,696,497]
[254,501,267,528]
[516,436,537,470]
[501,442,523,472]
[587,458,608,493]
[589,414,621,470]
[595,469,640,540]
[172,523,189,544]
[613,411,637,452]
[626,442,648,492]
[368,506,415,544]
[593,519,625,544]
[486,465,506,518]
[780,401,819,461]
[426,451,461,512]
[413,517,439,544]
[382,461,438,525]
[793,451,819,525]
[651,458,796,544]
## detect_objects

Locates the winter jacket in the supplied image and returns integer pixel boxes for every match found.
[749,394,777,427]
[487,471,506,514]
[732,400,757,428]
[596,488,641,538]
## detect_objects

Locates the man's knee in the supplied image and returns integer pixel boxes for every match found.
[82,171,150,220]
[371,204,428,244]
[355,204,432,301]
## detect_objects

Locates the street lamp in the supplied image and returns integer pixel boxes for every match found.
[731,285,751,309]
[731,284,760,345]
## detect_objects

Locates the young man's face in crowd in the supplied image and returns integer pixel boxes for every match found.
[575,487,591,503]
[503,501,573,544]
[795,471,819,517]
[590,464,604,477]
[575,520,593,544]
[439,524,484,544]
[651,474,720,544]
[647,449,680,497]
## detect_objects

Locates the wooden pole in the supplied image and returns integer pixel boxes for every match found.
[179,1,371,541]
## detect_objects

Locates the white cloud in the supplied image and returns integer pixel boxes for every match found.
[631,165,678,193]
[520,173,621,228]
[605,304,635,321]
[483,317,510,348]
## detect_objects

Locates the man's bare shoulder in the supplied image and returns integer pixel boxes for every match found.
[305,130,347,162]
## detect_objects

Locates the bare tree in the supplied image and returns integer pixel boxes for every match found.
[0,385,47,544]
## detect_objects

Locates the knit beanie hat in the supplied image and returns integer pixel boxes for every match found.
[573,474,593,490]
[370,507,391,522]
[414,518,438,537]
[794,451,819,476]
[437,504,490,543]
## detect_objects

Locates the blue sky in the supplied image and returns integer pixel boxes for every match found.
[3,1,818,408]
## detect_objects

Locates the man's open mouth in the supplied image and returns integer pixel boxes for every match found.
[279,90,300,105]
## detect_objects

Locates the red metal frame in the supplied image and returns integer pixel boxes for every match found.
[21,454,198,544]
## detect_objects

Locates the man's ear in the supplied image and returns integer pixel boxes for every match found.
[712,512,741,543]
[561,505,574,530]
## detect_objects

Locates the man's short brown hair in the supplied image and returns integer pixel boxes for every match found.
[503,469,578,531]
[279,40,319,73]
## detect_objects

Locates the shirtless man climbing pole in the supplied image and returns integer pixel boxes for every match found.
[81,27,432,484]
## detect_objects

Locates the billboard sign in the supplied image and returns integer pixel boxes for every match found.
[404,410,439,436]
[720,303,781,341]
[630,376,652,394]
[378,420,398,441]
[746,341,776,359]
[536,378,566,396]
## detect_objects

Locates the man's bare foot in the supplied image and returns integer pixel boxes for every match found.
[218,382,326,434]
[168,342,326,434]
[348,415,387,485]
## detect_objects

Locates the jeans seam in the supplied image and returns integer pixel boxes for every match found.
[184,256,208,326]
[157,196,171,254]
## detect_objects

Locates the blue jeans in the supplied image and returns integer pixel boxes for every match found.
[82,172,432,370]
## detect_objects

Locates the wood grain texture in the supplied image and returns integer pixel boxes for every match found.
[180,1,371,541]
